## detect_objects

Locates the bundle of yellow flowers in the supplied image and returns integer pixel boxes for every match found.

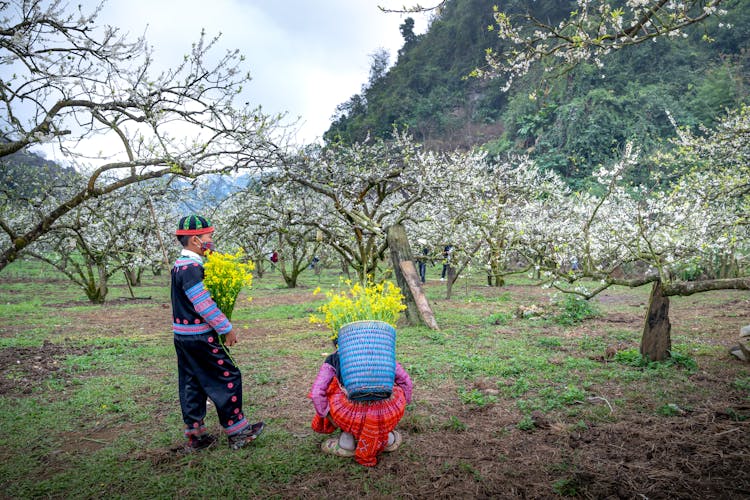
[310,278,406,342]
[203,249,254,320]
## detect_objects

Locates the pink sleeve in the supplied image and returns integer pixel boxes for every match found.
[395,362,413,404]
[310,363,336,417]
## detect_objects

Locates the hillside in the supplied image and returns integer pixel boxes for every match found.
[324,0,750,186]
[0,148,79,199]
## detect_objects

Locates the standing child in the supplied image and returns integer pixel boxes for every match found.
[171,214,264,451]
[309,339,413,466]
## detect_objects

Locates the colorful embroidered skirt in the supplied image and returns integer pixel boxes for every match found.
[312,378,406,466]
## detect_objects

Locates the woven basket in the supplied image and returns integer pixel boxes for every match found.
[338,320,396,401]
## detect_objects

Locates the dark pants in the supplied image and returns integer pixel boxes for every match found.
[418,261,426,283]
[174,333,248,435]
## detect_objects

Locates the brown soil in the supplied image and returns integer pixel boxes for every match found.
[3,281,750,499]
[0,340,96,395]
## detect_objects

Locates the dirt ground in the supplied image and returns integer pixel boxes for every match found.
[1,281,749,499]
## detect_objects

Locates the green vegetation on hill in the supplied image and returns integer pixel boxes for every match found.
[325,0,750,188]
[0,148,79,199]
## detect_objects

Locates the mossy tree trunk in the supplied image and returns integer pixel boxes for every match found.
[124,267,142,287]
[445,265,457,299]
[640,280,671,361]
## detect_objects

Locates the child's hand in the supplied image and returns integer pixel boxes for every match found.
[223,330,238,346]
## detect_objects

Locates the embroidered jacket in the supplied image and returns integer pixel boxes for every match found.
[171,249,232,336]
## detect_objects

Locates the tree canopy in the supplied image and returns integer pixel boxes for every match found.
[0,0,285,270]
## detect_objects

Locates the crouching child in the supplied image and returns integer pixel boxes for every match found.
[309,318,412,467]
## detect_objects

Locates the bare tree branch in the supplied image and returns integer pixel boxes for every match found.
[0,2,287,271]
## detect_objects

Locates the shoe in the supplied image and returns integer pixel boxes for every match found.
[321,437,354,457]
[228,421,265,450]
[175,433,217,454]
[189,433,217,451]
[383,430,402,452]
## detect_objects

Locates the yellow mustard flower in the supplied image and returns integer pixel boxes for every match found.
[311,277,406,342]
[203,249,254,320]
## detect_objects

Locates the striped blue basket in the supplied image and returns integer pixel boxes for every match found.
[338,320,396,401]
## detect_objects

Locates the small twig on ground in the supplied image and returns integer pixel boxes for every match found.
[81,437,109,445]
[587,396,614,413]
[713,427,741,437]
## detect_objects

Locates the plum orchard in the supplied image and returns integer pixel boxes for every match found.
[23,181,177,303]
[512,139,749,360]
[410,153,570,298]
[0,1,285,271]
[217,178,322,288]
[275,133,460,283]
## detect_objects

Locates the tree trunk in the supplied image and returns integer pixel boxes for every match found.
[641,280,671,361]
[280,261,301,288]
[85,272,108,304]
[254,258,265,279]
[124,268,142,287]
[446,266,456,299]
[123,271,135,299]
[151,263,162,276]
[489,259,504,287]
[147,196,170,271]
[488,271,504,287]
[398,261,439,330]
[340,257,350,280]
[386,224,438,329]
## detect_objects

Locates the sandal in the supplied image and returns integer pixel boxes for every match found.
[383,430,402,452]
[321,437,355,457]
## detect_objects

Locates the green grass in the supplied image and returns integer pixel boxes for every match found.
[0,258,747,497]
[552,293,600,325]
[458,387,498,407]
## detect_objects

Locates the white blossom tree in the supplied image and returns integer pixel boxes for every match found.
[0,0,285,271]
[409,151,569,298]
[656,104,750,219]
[217,178,321,288]
[473,0,727,90]
[26,181,170,303]
[514,142,749,360]
[278,133,453,283]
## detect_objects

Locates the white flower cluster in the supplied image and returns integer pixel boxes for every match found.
[481,0,728,90]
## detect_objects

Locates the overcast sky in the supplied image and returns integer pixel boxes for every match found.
[92,0,430,146]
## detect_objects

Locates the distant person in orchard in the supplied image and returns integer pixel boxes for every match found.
[309,330,413,466]
[416,239,431,284]
[171,214,264,452]
[441,244,453,281]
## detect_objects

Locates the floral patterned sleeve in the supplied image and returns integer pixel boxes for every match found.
[185,281,232,335]
[395,362,413,404]
[310,362,336,417]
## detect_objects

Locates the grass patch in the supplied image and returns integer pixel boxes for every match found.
[0,263,747,498]
[732,376,750,393]
[458,387,498,407]
[614,348,698,372]
[552,294,599,326]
